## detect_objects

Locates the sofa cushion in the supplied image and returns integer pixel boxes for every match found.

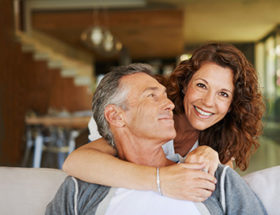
[243,165,280,215]
[0,167,66,215]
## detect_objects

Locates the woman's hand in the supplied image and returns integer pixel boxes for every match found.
[159,163,217,202]
[185,146,220,176]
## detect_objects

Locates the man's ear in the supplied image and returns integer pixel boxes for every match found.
[104,104,125,127]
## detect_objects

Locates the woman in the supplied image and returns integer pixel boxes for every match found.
[63,43,264,201]
[168,43,264,170]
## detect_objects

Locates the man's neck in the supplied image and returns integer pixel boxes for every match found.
[113,132,171,167]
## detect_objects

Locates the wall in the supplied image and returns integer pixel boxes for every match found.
[0,0,92,166]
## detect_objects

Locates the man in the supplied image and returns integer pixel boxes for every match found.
[46,64,267,215]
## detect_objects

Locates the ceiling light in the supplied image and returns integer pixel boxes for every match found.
[90,26,103,45]
[179,54,191,62]
[81,26,123,57]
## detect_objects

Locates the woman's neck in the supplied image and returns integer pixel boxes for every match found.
[173,113,199,156]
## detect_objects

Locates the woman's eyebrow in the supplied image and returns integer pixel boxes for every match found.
[222,88,233,94]
[195,78,233,93]
[194,78,208,83]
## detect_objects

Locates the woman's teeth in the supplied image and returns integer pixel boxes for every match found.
[194,106,213,116]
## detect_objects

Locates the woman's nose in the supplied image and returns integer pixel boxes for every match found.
[202,91,215,107]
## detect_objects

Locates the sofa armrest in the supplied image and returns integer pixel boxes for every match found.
[243,165,280,215]
[0,167,67,215]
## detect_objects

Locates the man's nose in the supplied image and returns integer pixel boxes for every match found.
[162,97,175,111]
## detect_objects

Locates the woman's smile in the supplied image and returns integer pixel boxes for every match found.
[193,105,213,118]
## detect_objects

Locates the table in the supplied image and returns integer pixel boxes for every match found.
[25,115,91,128]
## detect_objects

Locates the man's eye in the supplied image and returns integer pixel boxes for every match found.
[148,93,155,97]
[197,83,206,88]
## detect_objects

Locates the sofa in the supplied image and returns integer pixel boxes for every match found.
[0,166,279,215]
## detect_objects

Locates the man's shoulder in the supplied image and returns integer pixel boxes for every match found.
[215,164,235,177]
[215,164,246,183]
[56,176,110,199]
[48,176,111,214]
[66,176,110,197]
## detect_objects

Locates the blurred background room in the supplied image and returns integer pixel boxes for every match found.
[0,0,280,175]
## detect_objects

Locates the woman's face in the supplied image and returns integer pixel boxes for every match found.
[183,62,234,131]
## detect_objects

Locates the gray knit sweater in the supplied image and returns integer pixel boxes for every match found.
[45,164,267,215]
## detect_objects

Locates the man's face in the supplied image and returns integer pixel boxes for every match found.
[121,73,176,143]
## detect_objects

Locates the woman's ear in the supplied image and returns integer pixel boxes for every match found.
[104,104,125,127]
[182,86,187,95]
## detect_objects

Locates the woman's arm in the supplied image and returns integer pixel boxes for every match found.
[63,139,217,201]
[63,138,156,190]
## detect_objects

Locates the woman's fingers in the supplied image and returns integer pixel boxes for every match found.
[159,164,217,201]
[179,163,217,184]
[185,146,220,176]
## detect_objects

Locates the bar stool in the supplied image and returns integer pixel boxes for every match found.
[21,125,36,167]
[23,125,79,169]
[33,127,79,169]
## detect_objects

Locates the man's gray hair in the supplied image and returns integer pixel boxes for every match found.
[92,63,154,147]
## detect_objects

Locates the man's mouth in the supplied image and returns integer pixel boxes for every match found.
[194,106,213,117]
[158,113,174,121]
[159,117,173,121]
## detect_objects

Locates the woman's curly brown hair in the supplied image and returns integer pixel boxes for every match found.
[167,43,265,170]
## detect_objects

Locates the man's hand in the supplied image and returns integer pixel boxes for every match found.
[159,163,217,202]
[185,146,220,176]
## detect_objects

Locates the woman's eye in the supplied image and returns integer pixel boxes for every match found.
[220,92,229,97]
[197,83,206,88]
[148,93,155,97]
